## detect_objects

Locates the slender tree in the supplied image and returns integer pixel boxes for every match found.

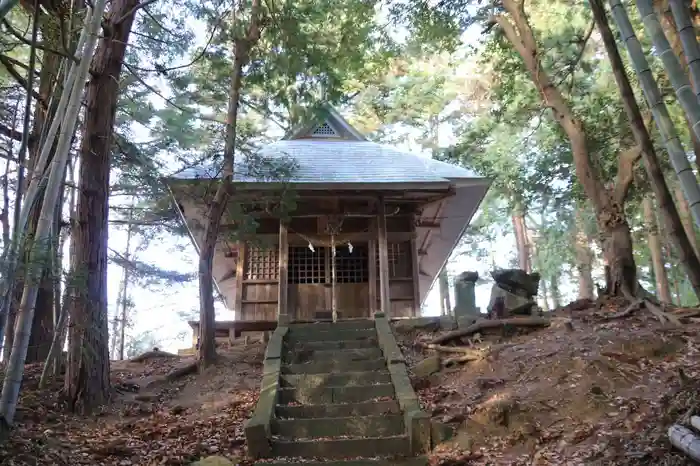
[198,0,263,366]
[64,0,145,413]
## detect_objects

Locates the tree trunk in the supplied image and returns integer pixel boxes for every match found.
[118,201,135,361]
[574,211,595,299]
[592,0,700,300]
[198,1,262,367]
[540,278,550,312]
[0,1,105,426]
[64,0,138,413]
[675,183,699,255]
[511,206,531,272]
[643,196,673,302]
[550,275,562,308]
[497,0,638,296]
[438,269,451,316]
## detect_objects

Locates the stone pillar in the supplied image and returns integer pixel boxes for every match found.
[453,271,480,328]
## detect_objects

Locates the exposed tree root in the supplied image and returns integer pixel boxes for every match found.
[430,317,551,346]
[604,298,682,326]
[166,361,198,381]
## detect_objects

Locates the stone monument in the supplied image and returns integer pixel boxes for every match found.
[453,271,481,328]
[486,268,541,318]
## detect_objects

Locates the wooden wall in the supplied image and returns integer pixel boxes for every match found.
[235,207,420,322]
[239,242,280,321]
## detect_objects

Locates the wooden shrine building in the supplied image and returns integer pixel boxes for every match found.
[166,106,490,325]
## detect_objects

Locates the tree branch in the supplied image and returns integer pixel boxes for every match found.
[116,0,159,24]
[0,122,23,141]
[613,145,642,204]
[0,54,45,105]
[0,18,77,62]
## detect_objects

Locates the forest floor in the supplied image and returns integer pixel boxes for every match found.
[403,297,700,466]
[0,298,698,465]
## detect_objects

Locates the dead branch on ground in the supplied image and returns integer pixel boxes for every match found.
[430,317,551,346]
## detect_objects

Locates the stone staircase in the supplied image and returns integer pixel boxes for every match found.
[244,314,434,465]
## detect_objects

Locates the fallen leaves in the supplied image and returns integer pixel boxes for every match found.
[0,344,266,466]
[395,297,700,465]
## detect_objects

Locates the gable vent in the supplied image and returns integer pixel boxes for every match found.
[311,122,339,138]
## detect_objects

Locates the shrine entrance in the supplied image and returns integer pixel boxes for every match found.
[287,215,372,322]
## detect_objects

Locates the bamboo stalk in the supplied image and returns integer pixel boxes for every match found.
[608,0,700,229]
[0,19,88,347]
[0,0,108,426]
[669,0,700,100]
[668,424,700,461]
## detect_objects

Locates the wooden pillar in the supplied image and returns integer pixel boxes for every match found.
[368,219,377,315]
[234,242,246,321]
[377,196,391,317]
[278,221,289,321]
[410,217,421,317]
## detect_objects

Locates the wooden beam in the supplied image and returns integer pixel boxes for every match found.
[377,196,391,317]
[415,220,441,229]
[411,217,421,317]
[418,199,447,269]
[278,221,289,320]
[234,242,246,321]
[368,219,377,315]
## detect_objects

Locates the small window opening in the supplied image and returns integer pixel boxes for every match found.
[335,244,368,283]
[311,122,339,138]
[290,246,327,284]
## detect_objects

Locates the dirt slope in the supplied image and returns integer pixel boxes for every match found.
[0,343,265,466]
[399,299,700,466]
[1,300,699,466]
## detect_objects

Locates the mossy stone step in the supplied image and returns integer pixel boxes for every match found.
[254,458,428,466]
[287,339,377,351]
[276,400,400,419]
[288,320,375,332]
[284,347,384,364]
[279,371,391,388]
[278,383,395,404]
[270,436,410,459]
[272,414,404,439]
[281,358,386,374]
[285,328,376,342]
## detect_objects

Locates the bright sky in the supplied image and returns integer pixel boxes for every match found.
[108,6,582,354]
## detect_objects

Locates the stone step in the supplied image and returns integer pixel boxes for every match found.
[285,328,376,342]
[270,436,411,459]
[284,347,384,364]
[289,319,375,332]
[279,371,391,388]
[272,414,404,439]
[278,383,395,404]
[281,358,386,375]
[276,400,400,419]
[255,459,428,466]
[288,339,377,351]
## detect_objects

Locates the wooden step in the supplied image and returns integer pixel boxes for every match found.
[281,358,386,374]
[276,400,400,419]
[288,339,377,351]
[255,459,428,466]
[272,414,404,439]
[288,320,375,332]
[286,328,376,343]
[284,347,384,364]
[270,436,411,459]
[278,383,395,404]
[279,371,391,388]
